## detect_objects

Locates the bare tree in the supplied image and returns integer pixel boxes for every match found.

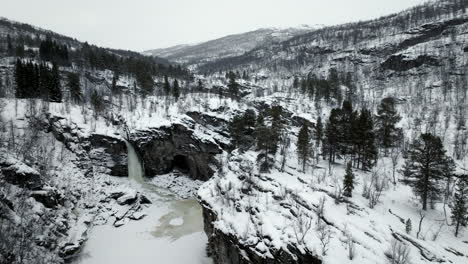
[386,239,411,264]
[416,210,425,239]
[292,206,313,245]
[390,148,400,185]
[316,221,332,256]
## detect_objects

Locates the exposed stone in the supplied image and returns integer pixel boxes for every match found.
[201,205,322,264]
[31,186,64,208]
[45,114,128,177]
[381,54,440,72]
[89,134,128,177]
[132,123,222,181]
[0,154,42,189]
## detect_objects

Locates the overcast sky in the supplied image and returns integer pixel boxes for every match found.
[2,0,427,52]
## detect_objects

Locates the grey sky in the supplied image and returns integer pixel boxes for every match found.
[2,0,427,52]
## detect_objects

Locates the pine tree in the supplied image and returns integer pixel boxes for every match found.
[293,76,300,89]
[356,109,378,170]
[111,72,119,94]
[451,178,467,237]
[14,59,24,98]
[0,75,3,97]
[227,71,239,99]
[316,116,323,146]
[297,122,310,172]
[403,133,454,210]
[343,162,355,197]
[197,79,203,91]
[405,219,412,234]
[67,72,81,103]
[48,63,62,102]
[173,79,180,100]
[7,34,13,55]
[323,109,340,166]
[229,109,256,150]
[375,97,402,155]
[339,100,355,158]
[163,75,171,94]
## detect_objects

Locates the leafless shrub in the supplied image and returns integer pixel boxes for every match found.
[316,221,332,256]
[416,210,425,240]
[390,148,400,185]
[431,222,445,241]
[316,196,326,225]
[363,168,389,208]
[292,205,313,245]
[385,239,411,264]
[344,224,356,260]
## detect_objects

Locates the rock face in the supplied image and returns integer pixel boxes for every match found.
[88,134,128,176]
[381,54,440,71]
[132,122,222,181]
[45,115,128,177]
[201,205,322,264]
[0,154,42,189]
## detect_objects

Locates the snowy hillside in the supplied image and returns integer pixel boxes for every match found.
[143,26,317,66]
[1,1,468,264]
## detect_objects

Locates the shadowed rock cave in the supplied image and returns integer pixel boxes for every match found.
[171,155,190,174]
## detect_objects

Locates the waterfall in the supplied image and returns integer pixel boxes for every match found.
[125,140,145,183]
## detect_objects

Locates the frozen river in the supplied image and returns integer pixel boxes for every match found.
[73,142,212,264]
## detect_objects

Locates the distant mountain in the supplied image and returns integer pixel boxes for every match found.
[143,26,318,66]
[196,0,467,75]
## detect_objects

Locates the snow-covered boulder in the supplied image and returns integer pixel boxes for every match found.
[0,153,42,189]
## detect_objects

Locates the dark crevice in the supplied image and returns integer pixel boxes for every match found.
[171,155,190,174]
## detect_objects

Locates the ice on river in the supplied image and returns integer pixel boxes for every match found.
[74,199,211,264]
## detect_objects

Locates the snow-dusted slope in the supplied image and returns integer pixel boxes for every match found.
[143,26,317,66]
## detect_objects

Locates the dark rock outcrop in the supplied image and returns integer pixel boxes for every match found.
[132,122,222,181]
[201,205,322,264]
[0,154,42,189]
[88,134,128,176]
[381,54,440,71]
[31,187,65,208]
[45,115,128,177]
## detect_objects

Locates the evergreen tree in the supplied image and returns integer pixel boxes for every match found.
[67,72,81,103]
[197,79,203,91]
[316,116,323,146]
[323,108,340,166]
[39,62,52,99]
[293,76,300,89]
[173,79,180,100]
[48,63,62,102]
[338,100,355,158]
[7,34,13,55]
[15,44,25,57]
[375,97,402,155]
[163,75,171,94]
[111,72,119,94]
[403,133,455,210]
[451,178,467,237]
[356,109,378,170]
[0,75,3,97]
[14,59,25,98]
[270,105,284,150]
[242,70,249,80]
[343,162,355,197]
[405,219,412,234]
[227,71,239,99]
[297,122,311,172]
[229,109,256,150]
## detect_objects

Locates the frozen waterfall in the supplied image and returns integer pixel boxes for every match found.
[125,140,145,183]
